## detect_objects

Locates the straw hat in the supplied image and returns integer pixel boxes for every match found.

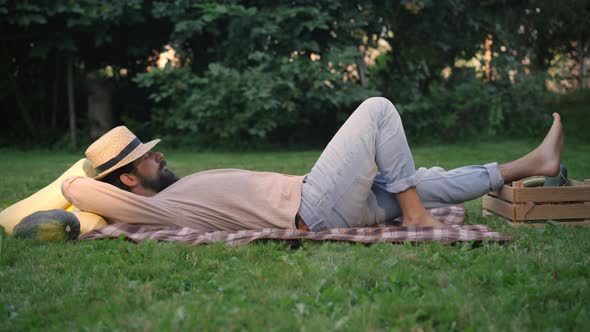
[85,126,161,179]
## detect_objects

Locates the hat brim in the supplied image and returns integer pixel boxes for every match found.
[92,139,161,180]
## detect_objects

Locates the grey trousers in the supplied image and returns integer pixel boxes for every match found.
[298,97,505,231]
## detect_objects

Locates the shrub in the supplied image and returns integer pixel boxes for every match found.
[135,56,378,148]
[396,73,549,141]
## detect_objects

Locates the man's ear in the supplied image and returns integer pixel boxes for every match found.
[119,173,139,187]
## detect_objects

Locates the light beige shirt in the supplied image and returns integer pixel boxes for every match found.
[61,169,305,231]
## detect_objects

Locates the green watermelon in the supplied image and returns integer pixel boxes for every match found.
[544,164,568,187]
[14,209,80,241]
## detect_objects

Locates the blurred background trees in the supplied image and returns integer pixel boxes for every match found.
[0,0,588,148]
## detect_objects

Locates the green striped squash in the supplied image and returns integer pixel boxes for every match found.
[14,209,81,241]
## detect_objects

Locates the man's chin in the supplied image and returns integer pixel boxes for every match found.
[160,170,179,189]
[141,170,179,193]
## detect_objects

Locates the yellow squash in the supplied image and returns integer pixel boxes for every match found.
[0,158,106,234]
[72,209,108,234]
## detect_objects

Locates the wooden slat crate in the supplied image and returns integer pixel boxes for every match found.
[482,179,590,227]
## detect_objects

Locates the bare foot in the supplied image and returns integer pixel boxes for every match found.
[402,211,445,227]
[529,112,564,177]
[499,113,564,182]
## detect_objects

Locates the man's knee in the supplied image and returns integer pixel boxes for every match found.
[360,97,400,124]
[363,96,392,107]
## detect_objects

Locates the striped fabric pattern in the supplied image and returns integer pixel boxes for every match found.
[80,205,512,245]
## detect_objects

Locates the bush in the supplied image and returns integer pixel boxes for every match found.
[135,56,378,148]
[395,73,549,141]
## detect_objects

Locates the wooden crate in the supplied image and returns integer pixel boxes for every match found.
[482,179,590,227]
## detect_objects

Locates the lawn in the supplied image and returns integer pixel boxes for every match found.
[1,136,589,331]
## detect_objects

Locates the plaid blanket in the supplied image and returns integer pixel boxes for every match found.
[80,205,511,245]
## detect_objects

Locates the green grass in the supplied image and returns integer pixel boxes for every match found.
[1,138,589,331]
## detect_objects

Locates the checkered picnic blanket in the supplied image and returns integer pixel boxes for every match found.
[79,205,511,245]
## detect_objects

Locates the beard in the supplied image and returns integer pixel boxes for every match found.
[138,160,179,193]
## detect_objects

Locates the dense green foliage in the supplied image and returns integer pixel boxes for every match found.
[1,137,589,330]
[136,59,374,147]
[1,1,588,147]
[135,2,380,146]
[394,72,549,139]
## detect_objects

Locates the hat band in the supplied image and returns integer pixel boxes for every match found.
[95,137,141,173]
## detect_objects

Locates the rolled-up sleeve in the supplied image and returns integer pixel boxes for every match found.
[61,176,178,225]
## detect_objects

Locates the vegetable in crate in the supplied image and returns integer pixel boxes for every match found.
[523,176,546,187]
[13,209,81,241]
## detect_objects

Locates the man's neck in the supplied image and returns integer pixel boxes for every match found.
[131,186,158,197]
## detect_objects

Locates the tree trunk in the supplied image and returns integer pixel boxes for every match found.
[356,55,368,88]
[51,54,59,129]
[12,79,36,137]
[66,54,77,148]
[579,39,586,89]
[87,75,113,140]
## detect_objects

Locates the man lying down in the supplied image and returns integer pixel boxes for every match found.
[62,97,564,232]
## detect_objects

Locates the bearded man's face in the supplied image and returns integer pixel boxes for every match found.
[132,151,179,192]
[137,159,178,192]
